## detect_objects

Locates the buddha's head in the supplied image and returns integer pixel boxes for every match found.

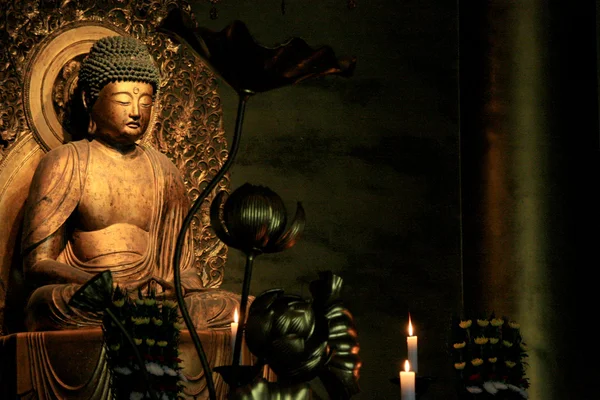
[78,36,161,147]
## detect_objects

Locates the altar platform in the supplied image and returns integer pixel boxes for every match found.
[0,328,251,399]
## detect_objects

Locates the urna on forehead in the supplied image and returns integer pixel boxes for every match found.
[78,36,161,103]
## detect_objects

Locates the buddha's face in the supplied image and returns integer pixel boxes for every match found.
[89,81,154,146]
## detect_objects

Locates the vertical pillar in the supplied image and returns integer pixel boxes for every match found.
[459,1,599,399]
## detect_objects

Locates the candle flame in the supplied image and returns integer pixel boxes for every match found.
[404,360,411,372]
[234,308,239,323]
[408,314,414,336]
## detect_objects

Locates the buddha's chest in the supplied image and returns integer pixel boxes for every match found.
[76,149,156,231]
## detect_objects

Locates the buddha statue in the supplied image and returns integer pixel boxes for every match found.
[20,35,239,332]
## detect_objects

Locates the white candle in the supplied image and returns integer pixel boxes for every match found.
[400,360,416,400]
[407,314,418,374]
[231,308,239,363]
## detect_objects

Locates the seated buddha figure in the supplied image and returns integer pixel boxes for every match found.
[21,35,239,332]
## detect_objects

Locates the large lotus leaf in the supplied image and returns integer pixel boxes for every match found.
[157,8,356,95]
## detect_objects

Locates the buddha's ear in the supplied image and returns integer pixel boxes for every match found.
[87,118,97,136]
[81,89,89,111]
[81,91,96,135]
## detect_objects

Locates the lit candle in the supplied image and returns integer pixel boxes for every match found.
[407,314,418,374]
[231,308,239,363]
[400,360,416,400]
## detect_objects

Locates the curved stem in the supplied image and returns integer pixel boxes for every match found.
[232,252,255,367]
[105,308,158,400]
[172,90,251,400]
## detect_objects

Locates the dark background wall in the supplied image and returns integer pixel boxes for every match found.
[189,1,462,399]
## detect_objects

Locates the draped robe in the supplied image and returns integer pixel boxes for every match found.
[21,139,238,331]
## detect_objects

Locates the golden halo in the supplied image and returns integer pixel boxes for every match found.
[24,22,158,151]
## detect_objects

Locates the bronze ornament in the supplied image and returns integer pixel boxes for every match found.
[157,5,359,398]
[218,272,361,399]
[209,183,305,371]
[157,7,357,95]
[209,183,306,256]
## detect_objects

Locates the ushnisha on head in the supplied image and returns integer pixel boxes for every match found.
[78,36,161,107]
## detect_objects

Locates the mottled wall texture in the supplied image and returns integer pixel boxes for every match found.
[190,1,461,399]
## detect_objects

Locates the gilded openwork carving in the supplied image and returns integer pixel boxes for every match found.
[0,0,229,290]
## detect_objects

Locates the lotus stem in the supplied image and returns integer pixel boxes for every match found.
[172,90,252,400]
[232,252,255,367]
[105,308,159,400]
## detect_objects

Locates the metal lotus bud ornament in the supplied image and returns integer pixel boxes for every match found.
[156,7,355,400]
[210,183,305,256]
[210,183,306,368]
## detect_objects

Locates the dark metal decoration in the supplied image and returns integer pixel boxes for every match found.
[157,8,357,95]
[157,6,357,400]
[307,272,361,399]
[216,271,361,399]
[210,183,306,255]
[210,183,305,371]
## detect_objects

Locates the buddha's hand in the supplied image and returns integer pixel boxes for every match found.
[115,276,184,298]
[149,276,184,298]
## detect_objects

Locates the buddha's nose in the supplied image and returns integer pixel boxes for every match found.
[130,103,140,118]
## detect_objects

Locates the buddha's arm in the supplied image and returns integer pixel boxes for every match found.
[156,149,207,292]
[23,226,95,286]
[21,144,94,286]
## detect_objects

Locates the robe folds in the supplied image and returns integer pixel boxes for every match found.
[21,139,239,332]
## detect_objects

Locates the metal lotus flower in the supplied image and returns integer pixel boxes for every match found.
[310,272,361,399]
[227,378,313,400]
[210,183,305,256]
[244,289,329,382]
[230,272,361,399]
[157,7,357,95]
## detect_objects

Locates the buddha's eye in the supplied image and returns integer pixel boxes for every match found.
[139,95,154,109]
[112,95,132,105]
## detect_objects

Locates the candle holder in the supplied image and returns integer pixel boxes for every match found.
[390,375,437,399]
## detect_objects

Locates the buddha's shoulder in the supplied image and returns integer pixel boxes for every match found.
[35,140,87,169]
[28,141,88,188]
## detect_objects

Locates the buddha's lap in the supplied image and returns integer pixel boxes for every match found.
[24,283,240,331]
